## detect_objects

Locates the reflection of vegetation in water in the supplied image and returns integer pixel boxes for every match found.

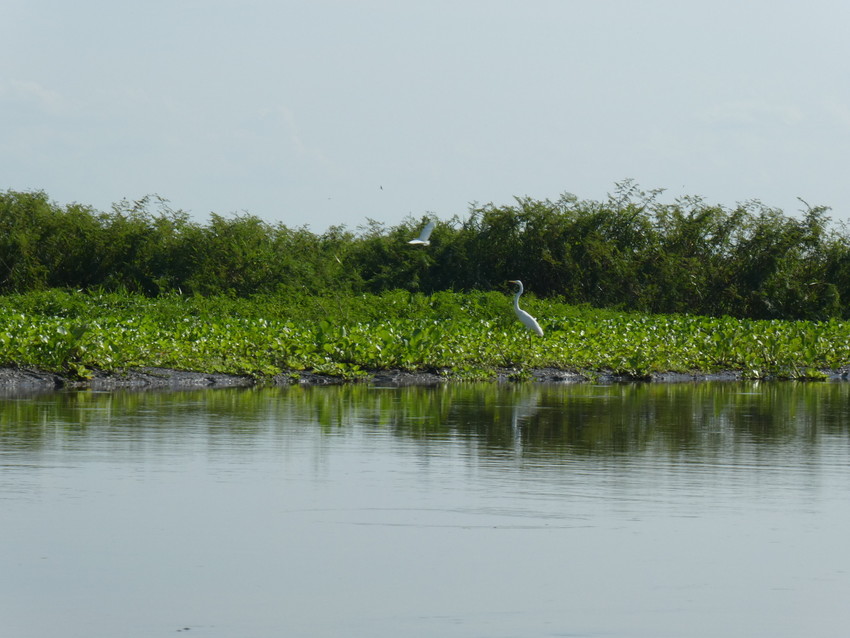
[389,382,850,456]
[3,383,850,458]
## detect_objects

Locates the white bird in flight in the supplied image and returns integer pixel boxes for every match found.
[408,220,435,246]
[508,280,544,336]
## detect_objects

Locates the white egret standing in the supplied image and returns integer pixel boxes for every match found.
[508,280,544,336]
[408,220,435,246]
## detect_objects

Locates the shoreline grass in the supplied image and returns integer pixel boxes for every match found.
[2,289,849,382]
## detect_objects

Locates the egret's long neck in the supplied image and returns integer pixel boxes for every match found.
[513,284,523,309]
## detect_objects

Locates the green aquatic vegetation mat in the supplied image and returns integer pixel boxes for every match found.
[1,289,849,380]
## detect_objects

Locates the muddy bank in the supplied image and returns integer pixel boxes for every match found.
[4,366,447,393]
[1,365,847,396]
[0,366,255,394]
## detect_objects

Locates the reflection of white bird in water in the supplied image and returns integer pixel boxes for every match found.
[508,280,544,336]
[408,220,435,246]
[511,389,540,456]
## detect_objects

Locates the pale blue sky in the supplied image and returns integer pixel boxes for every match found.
[3,0,849,231]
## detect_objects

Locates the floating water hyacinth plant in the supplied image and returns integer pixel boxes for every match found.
[1,289,849,381]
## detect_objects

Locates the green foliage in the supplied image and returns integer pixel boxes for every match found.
[1,183,849,320]
[2,289,849,381]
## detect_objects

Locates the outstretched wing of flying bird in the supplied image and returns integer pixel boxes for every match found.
[408,220,435,246]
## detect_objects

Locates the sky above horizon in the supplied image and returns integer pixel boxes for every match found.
[3,1,850,232]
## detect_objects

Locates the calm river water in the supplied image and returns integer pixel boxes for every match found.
[2,381,849,638]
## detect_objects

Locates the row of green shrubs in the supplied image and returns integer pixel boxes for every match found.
[1,182,847,319]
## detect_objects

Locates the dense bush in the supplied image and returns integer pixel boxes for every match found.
[1,182,847,319]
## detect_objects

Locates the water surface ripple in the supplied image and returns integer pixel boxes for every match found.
[2,381,849,637]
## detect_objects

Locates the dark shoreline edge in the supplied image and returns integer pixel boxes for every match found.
[2,365,849,396]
